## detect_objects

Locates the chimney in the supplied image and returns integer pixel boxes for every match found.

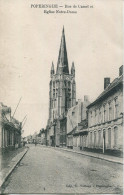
[104,78,110,89]
[84,95,89,102]
[119,65,123,76]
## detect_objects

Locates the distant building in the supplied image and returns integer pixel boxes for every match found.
[86,65,123,155]
[32,132,38,143]
[66,96,90,150]
[0,103,22,151]
[46,27,76,147]
[40,129,46,145]
[27,135,33,144]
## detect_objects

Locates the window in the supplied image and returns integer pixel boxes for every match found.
[72,111,75,116]
[103,129,106,145]
[53,89,55,98]
[64,81,66,87]
[90,111,92,126]
[98,130,101,147]
[108,128,111,148]
[98,108,101,123]
[114,97,118,119]
[114,127,118,147]
[94,131,96,147]
[103,104,106,122]
[95,110,98,124]
[108,102,112,121]
[68,81,71,88]
[90,132,92,147]
[95,110,97,124]
[53,81,55,88]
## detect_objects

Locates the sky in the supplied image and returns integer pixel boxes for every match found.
[0,0,123,137]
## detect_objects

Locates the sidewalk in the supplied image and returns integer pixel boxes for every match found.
[0,146,29,189]
[44,145,123,165]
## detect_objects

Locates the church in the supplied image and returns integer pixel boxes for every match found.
[46,27,76,147]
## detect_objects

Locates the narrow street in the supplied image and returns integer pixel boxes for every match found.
[2,144,123,194]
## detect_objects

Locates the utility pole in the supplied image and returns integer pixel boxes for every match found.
[12,97,22,119]
[22,118,27,129]
[22,115,27,124]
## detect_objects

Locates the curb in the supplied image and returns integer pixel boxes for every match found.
[0,147,29,190]
[44,145,123,165]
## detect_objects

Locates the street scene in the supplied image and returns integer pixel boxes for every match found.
[1,144,123,194]
[0,27,123,194]
[0,1,123,194]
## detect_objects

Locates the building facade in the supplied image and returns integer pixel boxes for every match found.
[0,103,22,151]
[46,28,76,147]
[67,96,90,150]
[86,65,123,156]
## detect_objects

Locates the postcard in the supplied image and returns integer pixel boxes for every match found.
[0,0,123,194]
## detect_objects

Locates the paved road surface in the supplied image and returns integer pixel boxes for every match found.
[2,145,123,194]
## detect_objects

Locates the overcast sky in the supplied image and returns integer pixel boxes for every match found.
[0,0,123,136]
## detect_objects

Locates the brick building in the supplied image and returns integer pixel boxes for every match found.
[86,65,123,155]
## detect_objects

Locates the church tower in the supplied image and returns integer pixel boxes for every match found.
[49,27,76,122]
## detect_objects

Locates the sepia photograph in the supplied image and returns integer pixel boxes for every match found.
[0,0,123,194]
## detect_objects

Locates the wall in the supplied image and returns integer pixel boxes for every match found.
[87,84,123,152]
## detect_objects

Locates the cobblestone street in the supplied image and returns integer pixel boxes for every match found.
[2,144,123,194]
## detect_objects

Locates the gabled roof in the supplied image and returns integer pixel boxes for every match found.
[87,75,123,108]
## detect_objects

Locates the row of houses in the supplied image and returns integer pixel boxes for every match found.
[67,66,123,155]
[43,65,123,156]
[25,129,46,145]
[0,102,22,152]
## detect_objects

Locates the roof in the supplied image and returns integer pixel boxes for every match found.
[0,103,11,114]
[56,27,69,74]
[87,75,123,108]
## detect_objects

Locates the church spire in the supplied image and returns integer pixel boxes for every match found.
[71,61,75,77]
[56,27,69,74]
[51,61,55,77]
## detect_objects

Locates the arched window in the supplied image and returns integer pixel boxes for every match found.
[98,130,101,147]
[108,128,111,148]
[90,132,92,147]
[94,131,96,147]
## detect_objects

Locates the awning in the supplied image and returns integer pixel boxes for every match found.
[73,130,88,136]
